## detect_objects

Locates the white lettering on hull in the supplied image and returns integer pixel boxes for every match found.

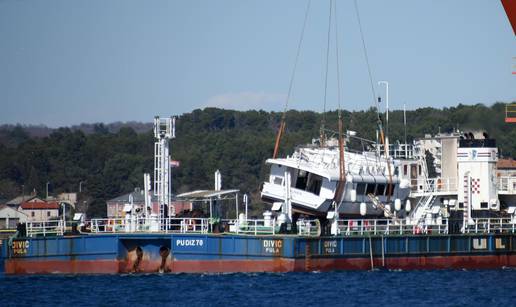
[176,239,204,247]
[263,240,282,253]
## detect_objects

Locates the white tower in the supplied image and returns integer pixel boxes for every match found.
[457,136,498,213]
[153,116,175,225]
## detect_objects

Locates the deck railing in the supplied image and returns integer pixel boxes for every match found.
[90,217,211,234]
[26,220,65,237]
[335,218,516,236]
[23,217,516,237]
[413,177,458,194]
[335,219,449,236]
[463,218,516,234]
[230,219,276,235]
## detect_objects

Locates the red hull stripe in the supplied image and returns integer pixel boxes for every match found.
[5,254,516,274]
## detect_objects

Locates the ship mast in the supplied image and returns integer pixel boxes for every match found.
[153,116,175,228]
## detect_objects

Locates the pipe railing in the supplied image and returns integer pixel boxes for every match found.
[23,216,516,237]
[229,219,276,235]
[335,219,449,236]
[90,217,211,234]
[26,220,65,237]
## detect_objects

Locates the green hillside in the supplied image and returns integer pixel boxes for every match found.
[0,102,514,217]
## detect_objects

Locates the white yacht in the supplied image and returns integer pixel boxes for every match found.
[261,136,412,218]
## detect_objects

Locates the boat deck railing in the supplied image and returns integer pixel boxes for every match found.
[335,219,449,236]
[229,219,276,235]
[87,217,281,236]
[26,220,64,237]
[90,217,211,234]
[463,218,516,234]
[336,218,516,236]
[23,217,516,237]
[412,176,516,196]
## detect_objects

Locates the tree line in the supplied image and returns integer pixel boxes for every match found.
[0,102,514,217]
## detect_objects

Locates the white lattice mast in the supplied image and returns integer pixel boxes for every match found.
[154,116,175,224]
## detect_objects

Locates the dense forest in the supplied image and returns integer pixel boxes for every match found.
[0,102,514,217]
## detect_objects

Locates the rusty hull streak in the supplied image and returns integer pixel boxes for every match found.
[5,255,516,274]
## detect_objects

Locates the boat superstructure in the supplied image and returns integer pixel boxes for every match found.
[393,131,516,232]
[261,137,411,218]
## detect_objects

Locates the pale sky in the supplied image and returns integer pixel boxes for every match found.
[0,0,515,127]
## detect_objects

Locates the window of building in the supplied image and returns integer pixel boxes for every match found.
[31,212,35,217]
[47,211,50,217]
[480,202,488,209]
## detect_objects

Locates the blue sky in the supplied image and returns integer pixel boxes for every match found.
[0,0,514,127]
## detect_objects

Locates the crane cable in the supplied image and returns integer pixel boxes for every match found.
[353,0,394,202]
[332,0,346,208]
[320,0,333,148]
[273,0,311,159]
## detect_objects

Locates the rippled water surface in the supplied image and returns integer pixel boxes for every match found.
[2,269,516,306]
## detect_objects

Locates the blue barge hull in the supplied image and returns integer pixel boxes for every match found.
[2,233,516,274]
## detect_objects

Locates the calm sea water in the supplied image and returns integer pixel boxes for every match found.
[1,269,516,306]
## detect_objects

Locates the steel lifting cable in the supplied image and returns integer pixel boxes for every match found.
[333,0,346,208]
[320,0,333,147]
[273,0,311,159]
[353,0,394,202]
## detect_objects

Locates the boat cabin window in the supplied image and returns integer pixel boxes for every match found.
[356,183,366,195]
[273,176,283,185]
[306,173,323,195]
[295,170,308,189]
[294,170,323,196]
[366,184,376,195]
[418,165,422,175]
[376,184,386,196]
[403,165,408,176]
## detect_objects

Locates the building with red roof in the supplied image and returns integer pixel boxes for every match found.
[19,200,60,222]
